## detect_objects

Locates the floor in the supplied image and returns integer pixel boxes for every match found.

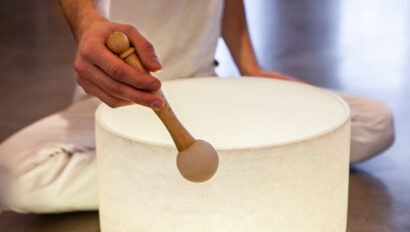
[0,0,409,231]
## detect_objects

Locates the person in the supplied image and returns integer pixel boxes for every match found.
[0,0,394,213]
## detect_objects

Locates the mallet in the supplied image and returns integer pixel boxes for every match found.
[105,32,219,182]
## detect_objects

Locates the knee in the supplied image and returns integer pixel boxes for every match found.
[374,101,395,145]
[0,161,12,212]
[0,148,27,213]
[0,143,47,213]
[0,142,97,213]
[350,99,395,163]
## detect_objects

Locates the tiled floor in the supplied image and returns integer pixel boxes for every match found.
[1,0,409,231]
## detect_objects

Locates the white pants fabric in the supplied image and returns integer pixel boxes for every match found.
[0,89,394,213]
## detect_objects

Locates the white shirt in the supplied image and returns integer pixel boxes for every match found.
[106,0,225,80]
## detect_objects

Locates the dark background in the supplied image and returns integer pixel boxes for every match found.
[1,0,409,231]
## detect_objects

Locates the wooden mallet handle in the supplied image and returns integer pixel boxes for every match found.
[106,32,195,151]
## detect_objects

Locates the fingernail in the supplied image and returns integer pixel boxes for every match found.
[151,56,163,72]
[151,100,163,109]
[151,81,161,90]
[153,68,163,73]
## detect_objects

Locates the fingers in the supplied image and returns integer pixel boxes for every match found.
[74,22,165,109]
[75,57,164,109]
[261,71,307,84]
[124,27,163,72]
[279,74,307,84]
[76,75,131,108]
[80,41,162,92]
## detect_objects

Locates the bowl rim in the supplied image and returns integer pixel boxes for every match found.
[95,76,350,151]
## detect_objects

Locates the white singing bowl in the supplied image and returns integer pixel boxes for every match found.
[95,77,350,232]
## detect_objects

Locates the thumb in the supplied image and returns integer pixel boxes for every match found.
[126,28,163,72]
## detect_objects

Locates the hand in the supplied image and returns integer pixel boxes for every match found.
[244,67,306,84]
[73,19,164,109]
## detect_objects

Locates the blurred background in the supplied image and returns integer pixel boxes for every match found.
[0,0,409,231]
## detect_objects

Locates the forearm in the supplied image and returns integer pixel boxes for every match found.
[221,0,261,75]
[58,0,164,109]
[58,0,107,43]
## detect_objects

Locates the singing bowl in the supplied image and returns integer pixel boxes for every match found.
[95,77,350,232]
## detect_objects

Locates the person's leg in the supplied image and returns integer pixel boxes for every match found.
[0,97,100,213]
[0,86,395,213]
[334,92,395,163]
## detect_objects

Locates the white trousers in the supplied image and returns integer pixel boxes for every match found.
[0,89,395,213]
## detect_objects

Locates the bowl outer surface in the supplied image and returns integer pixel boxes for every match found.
[95,77,350,232]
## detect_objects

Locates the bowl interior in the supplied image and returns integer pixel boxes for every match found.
[97,77,348,149]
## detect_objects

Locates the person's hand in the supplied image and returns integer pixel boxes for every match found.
[244,67,307,83]
[74,19,164,109]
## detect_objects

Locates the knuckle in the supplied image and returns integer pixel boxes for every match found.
[76,75,85,86]
[73,59,85,74]
[106,98,123,108]
[107,63,124,78]
[75,76,91,95]
[132,94,150,106]
[105,101,117,108]
[124,24,138,34]
[131,75,147,88]
[80,40,96,60]
[141,41,154,52]
[83,88,92,96]
[107,83,123,96]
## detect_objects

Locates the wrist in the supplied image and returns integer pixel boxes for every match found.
[59,0,109,44]
[74,11,107,43]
